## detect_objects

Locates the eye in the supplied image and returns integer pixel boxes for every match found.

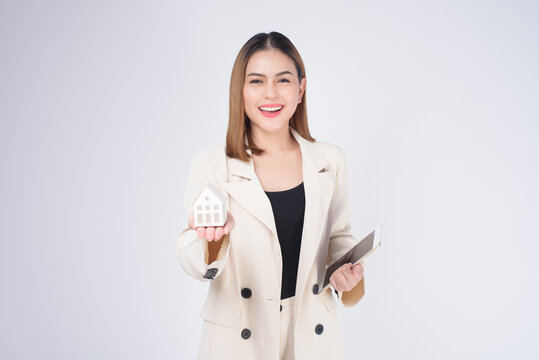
[278,79,290,83]
[249,79,262,84]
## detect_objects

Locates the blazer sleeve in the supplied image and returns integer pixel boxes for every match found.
[326,147,366,307]
[175,152,231,282]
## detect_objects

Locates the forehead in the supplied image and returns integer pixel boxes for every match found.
[245,49,296,75]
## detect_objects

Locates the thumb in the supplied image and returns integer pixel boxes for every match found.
[188,211,195,230]
[223,212,235,234]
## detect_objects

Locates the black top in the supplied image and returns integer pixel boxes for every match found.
[264,182,305,299]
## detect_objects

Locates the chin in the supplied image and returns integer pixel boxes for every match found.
[253,115,290,130]
[253,120,289,134]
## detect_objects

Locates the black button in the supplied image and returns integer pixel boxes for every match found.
[280,305,282,312]
[315,324,324,335]
[312,284,319,294]
[241,288,252,298]
[203,268,218,280]
[241,328,251,339]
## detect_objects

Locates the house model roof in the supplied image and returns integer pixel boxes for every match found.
[194,183,227,206]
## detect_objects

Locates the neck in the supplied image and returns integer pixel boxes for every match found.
[252,125,296,154]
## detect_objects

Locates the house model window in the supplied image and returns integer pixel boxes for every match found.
[193,182,227,227]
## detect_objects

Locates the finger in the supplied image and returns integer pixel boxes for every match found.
[333,264,348,278]
[350,267,361,284]
[329,274,338,289]
[356,263,365,277]
[343,263,357,285]
[214,227,224,240]
[188,211,194,229]
[351,265,360,280]
[196,227,205,239]
[205,227,215,241]
[343,265,362,289]
[337,271,353,292]
[333,263,353,291]
[335,272,348,291]
[340,268,351,284]
[330,276,339,291]
[228,211,235,229]
[339,263,353,278]
[224,212,235,234]
[337,263,349,273]
[353,263,364,279]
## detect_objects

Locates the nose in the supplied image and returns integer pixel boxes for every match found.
[263,81,278,99]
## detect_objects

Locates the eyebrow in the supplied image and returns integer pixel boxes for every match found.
[246,70,294,77]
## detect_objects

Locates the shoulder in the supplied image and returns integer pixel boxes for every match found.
[310,139,346,169]
[312,139,345,158]
[191,144,226,164]
[188,144,227,180]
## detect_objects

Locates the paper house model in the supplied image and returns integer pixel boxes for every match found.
[193,183,227,227]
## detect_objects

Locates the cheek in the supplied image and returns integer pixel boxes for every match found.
[284,93,300,111]
[283,88,300,103]
[242,90,258,118]
[243,87,258,103]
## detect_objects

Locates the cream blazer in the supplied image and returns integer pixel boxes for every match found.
[176,126,366,360]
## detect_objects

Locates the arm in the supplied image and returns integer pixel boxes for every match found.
[326,147,365,307]
[175,153,231,282]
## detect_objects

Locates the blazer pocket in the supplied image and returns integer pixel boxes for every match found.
[322,290,338,313]
[200,300,242,328]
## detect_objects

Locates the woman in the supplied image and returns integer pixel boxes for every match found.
[176,31,366,360]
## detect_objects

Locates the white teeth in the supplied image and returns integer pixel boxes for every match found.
[259,106,283,111]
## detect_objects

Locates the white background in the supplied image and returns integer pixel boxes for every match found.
[1,0,538,359]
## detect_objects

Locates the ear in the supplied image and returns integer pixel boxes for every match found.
[298,77,306,102]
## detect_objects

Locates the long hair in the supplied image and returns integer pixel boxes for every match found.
[226,31,315,161]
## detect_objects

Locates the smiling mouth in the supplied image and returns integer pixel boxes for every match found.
[258,105,284,113]
[258,105,284,118]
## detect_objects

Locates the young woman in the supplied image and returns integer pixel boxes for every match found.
[176,31,366,360]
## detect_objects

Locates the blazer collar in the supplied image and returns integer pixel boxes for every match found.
[227,126,329,180]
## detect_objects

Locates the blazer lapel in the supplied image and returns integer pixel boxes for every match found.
[221,154,278,237]
[290,128,334,305]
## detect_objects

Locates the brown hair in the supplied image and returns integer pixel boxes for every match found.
[226,31,315,161]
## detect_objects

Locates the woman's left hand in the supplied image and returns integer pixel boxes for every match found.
[329,262,364,292]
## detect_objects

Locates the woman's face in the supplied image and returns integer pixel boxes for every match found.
[243,48,306,136]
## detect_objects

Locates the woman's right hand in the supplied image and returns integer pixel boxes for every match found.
[188,210,235,242]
